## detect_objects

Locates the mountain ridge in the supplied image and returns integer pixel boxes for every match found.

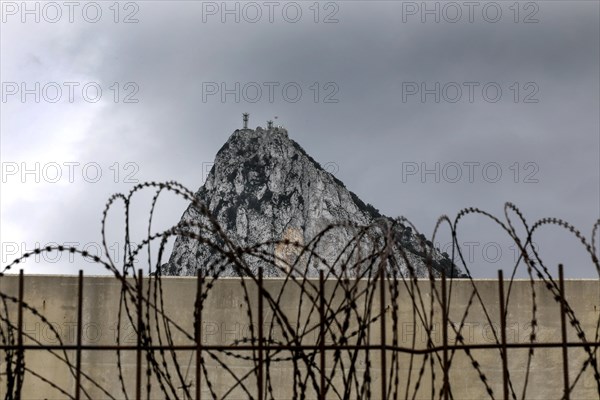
[162,123,460,278]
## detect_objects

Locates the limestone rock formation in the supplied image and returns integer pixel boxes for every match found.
[162,125,460,278]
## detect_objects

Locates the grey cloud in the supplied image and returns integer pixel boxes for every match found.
[1,1,598,277]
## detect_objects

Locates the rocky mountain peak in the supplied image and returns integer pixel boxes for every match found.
[163,121,460,278]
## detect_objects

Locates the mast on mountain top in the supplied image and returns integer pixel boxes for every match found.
[243,112,249,129]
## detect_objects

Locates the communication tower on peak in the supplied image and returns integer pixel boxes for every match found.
[242,113,249,129]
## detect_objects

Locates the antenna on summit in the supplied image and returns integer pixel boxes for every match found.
[242,112,249,129]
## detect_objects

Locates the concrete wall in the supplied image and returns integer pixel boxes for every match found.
[0,274,598,399]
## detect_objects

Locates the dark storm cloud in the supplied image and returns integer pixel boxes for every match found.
[1,1,598,276]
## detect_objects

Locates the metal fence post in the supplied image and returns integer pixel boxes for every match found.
[136,269,143,400]
[196,269,203,400]
[558,264,570,400]
[75,270,83,400]
[441,271,449,400]
[15,269,24,399]
[380,267,387,400]
[319,269,326,400]
[498,270,509,400]
[258,269,264,400]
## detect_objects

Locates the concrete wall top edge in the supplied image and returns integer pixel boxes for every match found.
[1,274,598,282]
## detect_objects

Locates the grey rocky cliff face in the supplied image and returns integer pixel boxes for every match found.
[163,126,459,278]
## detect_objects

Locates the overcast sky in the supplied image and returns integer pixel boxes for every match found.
[1,1,599,278]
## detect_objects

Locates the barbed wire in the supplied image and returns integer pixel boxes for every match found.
[1,181,599,399]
